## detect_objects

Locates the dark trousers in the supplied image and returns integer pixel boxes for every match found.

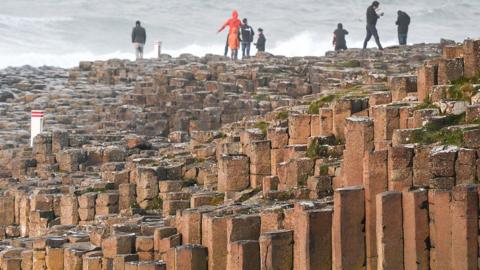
[224,36,229,56]
[241,42,251,58]
[335,44,347,51]
[363,24,383,50]
[231,49,238,60]
[398,33,408,45]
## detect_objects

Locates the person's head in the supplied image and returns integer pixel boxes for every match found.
[337,23,343,29]
[372,1,380,9]
[397,10,403,16]
[243,18,248,24]
[136,20,141,26]
[232,10,238,19]
[258,28,263,33]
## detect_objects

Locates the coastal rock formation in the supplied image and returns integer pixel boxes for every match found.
[0,40,479,269]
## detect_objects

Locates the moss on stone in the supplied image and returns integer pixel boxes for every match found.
[276,111,289,121]
[338,60,361,68]
[253,93,269,102]
[306,140,328,159]
[414,102,439,111]
[210,196,224,206]
[307,94,336,114]
[130,201,140,209]
[254,121,269,136]
[319,165,329,176]
[410,113,466,146]
[448,75,480,101]
[147,197,163,210]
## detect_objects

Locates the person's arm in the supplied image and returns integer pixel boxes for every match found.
[345,30,349,35]
[144,29,147,43]
[251,27,255,40]
[132,28,135,43]
[333,34,336,46]
[217,20,229,33]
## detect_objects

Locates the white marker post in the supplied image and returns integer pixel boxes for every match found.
[31,110,44,147]
[154,41,162,58]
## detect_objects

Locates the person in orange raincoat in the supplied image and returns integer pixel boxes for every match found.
[228,27,240,60]
[218,10,242,59]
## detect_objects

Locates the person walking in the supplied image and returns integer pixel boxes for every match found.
[396,10,411,45]
[333,23,349,51]
[363,1,384,50]
[218,10,242,58]
[132,21,147,60]
[255,28,266,52]
[240,18,255,59]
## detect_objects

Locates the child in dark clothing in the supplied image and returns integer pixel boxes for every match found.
[255,28,266,52]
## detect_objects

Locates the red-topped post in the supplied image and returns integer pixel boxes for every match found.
[31,110,44,147]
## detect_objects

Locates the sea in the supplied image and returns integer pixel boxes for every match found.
[0,0,479,68]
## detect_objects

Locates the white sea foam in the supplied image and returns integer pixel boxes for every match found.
[0,32,402,68]
[0,0,479,68]
[0,31,401,69]
[0,14,74,25]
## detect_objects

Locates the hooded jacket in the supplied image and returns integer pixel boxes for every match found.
[218,11,242,34]
[366,5,380,26]
[256,33,266,51]
[396,11,411,34]
[333,27,348,48]
[132,25,146,44]
[240,24,255,43]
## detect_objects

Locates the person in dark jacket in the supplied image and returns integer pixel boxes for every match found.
[333,23,349,51]
[132,21,147,60]
[363,1,384,50]
[396,10,411,45]
[240,18,255,59]
[255,28,266,52]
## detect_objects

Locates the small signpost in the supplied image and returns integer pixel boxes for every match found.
[31,110,44,147]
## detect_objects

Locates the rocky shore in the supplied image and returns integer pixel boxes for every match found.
[0,39,478,269]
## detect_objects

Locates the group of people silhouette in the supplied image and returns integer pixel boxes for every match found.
[217,10,266,60]
[131,12,266,61]
[333,1,411,51]
[131,1,410,61]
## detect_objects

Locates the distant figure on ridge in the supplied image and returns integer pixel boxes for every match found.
[396,10,411,45]
[132,21,147,60]
[240,18,255,59]
[363,1,384,50]
[255,28,266,53]
[333,23,349,51]
[218,10,242,59]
